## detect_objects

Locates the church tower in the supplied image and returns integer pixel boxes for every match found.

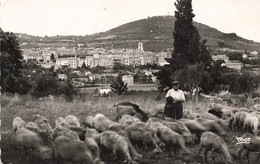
[138,42,143,51]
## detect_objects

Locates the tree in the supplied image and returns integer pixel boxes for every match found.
[91,65,106,74]
[110,75,128,96]
[175,63,209,109]
[198,39,212,68]
[0,28,31,94]
[31,73,60,98]
[63,79,78,102]
[50,54,55,60]
[112,63,127,72]
[170,0,201,70]
[156,0,211,94]
[236,72,259,106]
[81,62,88,70]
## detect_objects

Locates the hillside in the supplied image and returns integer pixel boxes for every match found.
[15,16,260,52]
[88,16,260,52]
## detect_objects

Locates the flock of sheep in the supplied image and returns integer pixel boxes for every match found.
[12,101,260,164]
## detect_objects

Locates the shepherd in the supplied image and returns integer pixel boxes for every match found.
[163,81,185,120]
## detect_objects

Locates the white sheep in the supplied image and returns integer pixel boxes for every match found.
[232,111,247,131]
[83,115,94,128]
[52,126,80,141]
[53,135,94,164]
[200,112,220,121]
[146,117,192,143]
[32,114,53,145]
[93,113,124,132]
[124,123,162,153]
[64,115,80,127]
[13,117,26,133]
[118,115,142,128]
[55,117,65,128]
[99,130,137,163]
[151,122,191,157]
[195,118,227,135]
[13,128,53,161]
[243,113,259,135]
[199,131,233,164]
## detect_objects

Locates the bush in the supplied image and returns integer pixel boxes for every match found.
[62,80,78,102]
[31,73,61,98]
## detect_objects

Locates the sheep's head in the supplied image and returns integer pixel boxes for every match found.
[83,116,94,128]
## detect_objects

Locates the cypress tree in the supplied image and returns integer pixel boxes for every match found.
[171,0,201,70]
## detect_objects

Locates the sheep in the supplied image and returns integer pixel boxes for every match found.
[130,122,163,146]
[93,113,124,132]
[243,113,259,135]
[67,125,88,141]
[124,124,162,154]
[53,135,95,164]
[187,112,200,119]
[55,117,65,128]
[32,114,53,145]
[199,131,233,164]
[183,110,200,119]
[118,115,142,128]
[155,123,191,157]
[146,117,193,143]
[33,114,52,131]
[240,107,252,112]
[83,115,95,128]
[13,128,53,161]
[85,128,100,141]
[25,122,50,144]
[221,107,235,119]
[52,126,80,141]
[114,102,149,121]
[200,112,220,121]
[99,130,137,163]
[84,137,104,164]
[237,133,260,163]
[183,110,191,118]
[195,118,227,136]
[25,121,38,128]
[179,118,208,144]
[179,118,208,134]
[208,106,223,118]
[84,129,104,164]
[13,117,26,133]
[64,115,80,127]
[231,111,247,131]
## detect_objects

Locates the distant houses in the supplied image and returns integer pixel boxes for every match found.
[224,60,243,70]
[211,54,243,71]
[58,74,68,81]
[122,75,134,86]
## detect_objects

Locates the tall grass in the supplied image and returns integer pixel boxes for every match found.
[0,91,234,130]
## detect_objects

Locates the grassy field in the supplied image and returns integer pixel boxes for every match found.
[0,92,259,164]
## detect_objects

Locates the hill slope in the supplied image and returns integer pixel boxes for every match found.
[15,16,260,52]
[88,16,260,52]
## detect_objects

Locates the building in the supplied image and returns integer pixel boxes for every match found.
[55,58,78,69]
[138,42,144,51]
[58,74,68,80]
[211,55,229,63]
[157,52,171,66]
[99,56,113,68]
[225,60,243,70]
[122,75,134,85]
[251,51,258,56]
[85,55,94,68]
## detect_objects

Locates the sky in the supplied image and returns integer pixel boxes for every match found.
[0,0,260,42]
